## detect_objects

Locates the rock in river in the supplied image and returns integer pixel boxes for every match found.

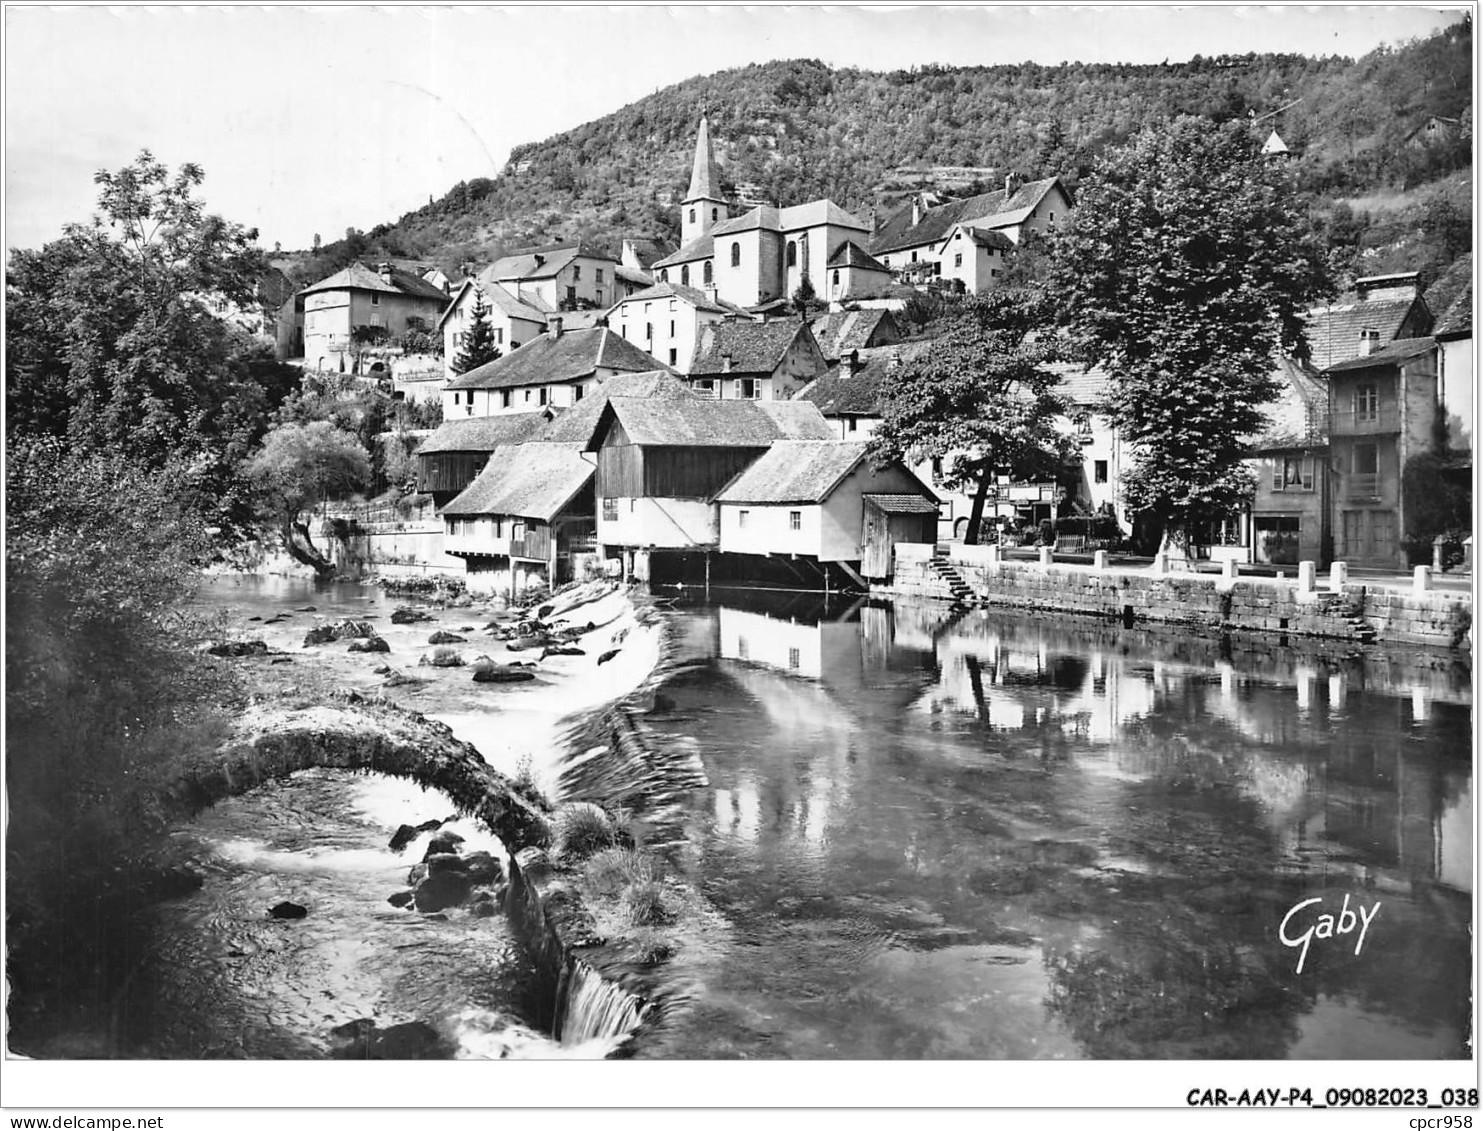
[347,636,390,654]
[428,631,466,645]
[268,901,308,920]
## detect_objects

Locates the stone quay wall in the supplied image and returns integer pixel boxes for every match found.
[881,544,1472,651]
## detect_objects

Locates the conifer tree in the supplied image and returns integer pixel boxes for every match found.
[453,284,502,373]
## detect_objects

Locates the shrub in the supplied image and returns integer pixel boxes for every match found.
[429,646,465,668]
[1038,518,1056,546]
[621,879,676,927]
[582,846,654,895]
[551,802,616,862]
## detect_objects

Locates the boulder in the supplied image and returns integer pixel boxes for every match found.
[371,663,391,675]
[427,651,465,668]
[597,649,621,666]
[270,657,294,666]
[303,619,375,646]
[389,817,444,852]
[412,869,473,913]
[384,672,425,688]
[248,616,262,622]
[347,636,390,654]
[473,666,535,683]
[206,640,268,657]
[406,862,429,887]
[303,626,336,646]
[542,645,585,658]
[425,829,465,857]
[470,900,497,919]
[387,890,414,909]
[423,852,469,877]
[427,631,466,645]
[391,607,433,625]
[504,636,549,653]
[268,901,307,920]
[329,1019,452,1060]
[462,851,502,884]
[295,605,317,612]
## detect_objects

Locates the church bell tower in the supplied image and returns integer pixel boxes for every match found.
[681,111,728,247]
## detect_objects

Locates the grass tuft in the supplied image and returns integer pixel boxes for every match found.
[551,801,616,862]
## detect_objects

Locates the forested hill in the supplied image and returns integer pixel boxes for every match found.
[297,19,1471,283]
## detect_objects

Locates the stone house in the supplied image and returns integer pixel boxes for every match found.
[484,241,621,312]
[607,281,752,372]
[1247,357,1332,566]
[300,262,450,373]
[808,309,902,362]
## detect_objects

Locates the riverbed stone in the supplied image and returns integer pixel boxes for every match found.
[268,900,308,919]
[389,818,444,852]
[206,640,269,657]
[462,851,501,884]
[473,666,536,683]
[347,636,390,654]
[425,830,465,857]
[428,631,465,645]
[413,870,473,912]
[391,607,433,625]
[387,890,414,909]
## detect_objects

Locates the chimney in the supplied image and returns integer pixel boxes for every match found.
[1004,172,1020,197]
[722,353,733,373]
[910,195,922,227]
[549,316,563,338]
[704,281,718,303]
[843,349,859,378]
[1358,328,1380,357]
[377,262,394,283]
[890,347,902,370]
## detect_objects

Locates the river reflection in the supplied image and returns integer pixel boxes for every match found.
[641,591,1472,1060]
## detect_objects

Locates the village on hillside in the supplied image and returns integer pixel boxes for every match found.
[243,111,1473,599]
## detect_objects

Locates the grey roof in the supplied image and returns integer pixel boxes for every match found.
[416,412,554,455]
[686,113,724,203]
[441,443,593,521]
[1322,336,1438,374]
[865,493,939,515]
[436,275,550,332]
[301,262,450,302]
[1302,296,1421,369]
[1427,254,1472,339]
[709,200,869,240]
[870,177,1065,256]
[652,233,716,270]
[446,327,663,391]
[537,370,697,445]
[951,226,1016,251]
[715,440,869,504]
[826,240,892,271]
[1435,282,1472,339]
[1043,359,1112,407]
[611,280,750,316]
[795,340,936,416]
[690,319,817,376]
[589,396,832,450]
[488,242,615,282]
[809,309,900,360]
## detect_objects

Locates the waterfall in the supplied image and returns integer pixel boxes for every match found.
[559,961,646,1048]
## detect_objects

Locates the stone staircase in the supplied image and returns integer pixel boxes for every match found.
[928,544,976,608]
[1314,591,1377,646]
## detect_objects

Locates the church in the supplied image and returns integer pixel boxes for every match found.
[649,114,877,311]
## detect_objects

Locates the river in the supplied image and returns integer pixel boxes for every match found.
[142,577,1470,1061]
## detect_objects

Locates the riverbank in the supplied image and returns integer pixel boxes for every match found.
[882,543,1473,651]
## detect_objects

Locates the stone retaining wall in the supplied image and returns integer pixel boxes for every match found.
[882,544,1471,651]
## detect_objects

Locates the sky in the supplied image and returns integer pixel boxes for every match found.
[3,4,1470,254]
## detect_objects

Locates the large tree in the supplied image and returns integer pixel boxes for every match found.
[5,150,294,542]
[247,420,371,576]
[1050,117,1331,554]
[452,284,502,374]
[868,290,1075,544]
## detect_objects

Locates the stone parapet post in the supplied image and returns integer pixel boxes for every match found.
[1413,565,1432,593]
[1329,562,1348,593]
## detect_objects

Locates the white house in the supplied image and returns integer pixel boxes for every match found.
[607,281,753,372]
[437,271,549,379]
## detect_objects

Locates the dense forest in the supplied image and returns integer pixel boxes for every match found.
[287,19,1471,289]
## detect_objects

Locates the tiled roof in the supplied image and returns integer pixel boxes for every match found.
[757,400,838,439]
[690,319,814,376]
[615,265,653,288]
[1322,335,1438,374]
[1302,296,1419,369]
[953,226,1016,251]
[795,340,936,416]
[301,262,450,302]
[709,200,869,239]
[416,412,554,455]
[809,309,900,360]
[441,442,593,521]
[1435,281,1472,339]
[651,233,716,270]
[1043,359,1111,407]
[714,440,870,504]
[445,327,662,391]
[825,241,892,271]
[1427,254,1472,339]
[538,370,696,444]
[592,396,832,449]
[489,242,616,282]
[864,493,939,515]
[611,281,750,316]
[869,177,1064,256]
[623,238,677,268]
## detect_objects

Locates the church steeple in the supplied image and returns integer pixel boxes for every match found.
[681,111,727,247]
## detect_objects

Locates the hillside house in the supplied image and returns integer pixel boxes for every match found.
[300,263,451,373]
[824,242,895,302]
[585,396,833,575]
[414,410,555,504]
[714,440,937,582]
[437,272,550,379]
[608,281,752,372]
[1246,357,1332,566]
[809,309,902,361]
[868,175,1073,291]
[486,241,620,312]
[651,114,874,311]
[442,442,597,595]
[1321,336,1441,569]
[687,319,828,400]
[1303,272,1433,371]
[442,323,662,418]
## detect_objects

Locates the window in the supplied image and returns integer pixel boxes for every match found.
[1049,212,1055,222]
[538,387,548,405]
[740,378,759,399]
[788,647,801,670]
[681,265,690,286]
[511,520,525,543]
[738,509,749,528]
[789,510,801,531]
[711,208,718,222]
[574,385,584,401]
[595,289,603,304]
[453,392,461,406]
[911,251,918,263]
[990,269,999,278]
[573,265,582,281]
[833,270,840,287]
[730,243,741,268]
[495,328,504,344]
[595,268,604,283]
[524,390,532,402]
[566,286,577,305]
[954,253,963,268]
[847,417,858,433]
[689,208,696,224]
[1355,383,1379,421]
[1273,456,1314,491]
[786,243,797,268]
[696,378,716,397]
[1353,443,1379,475]
[669,348,678,365]
[670,320,675,337]
[703,260,713,285]
[602,498,618,522]
[1094,460,1108,484]
[931,457,943,479]
[371,293,380,306]
[737,636,749,660]
[645,323,653,341]
[659,269,668,282]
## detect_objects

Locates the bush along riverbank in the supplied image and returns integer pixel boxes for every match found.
[10,575,708,1058]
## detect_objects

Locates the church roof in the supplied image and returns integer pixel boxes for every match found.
[686,113,724,203]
